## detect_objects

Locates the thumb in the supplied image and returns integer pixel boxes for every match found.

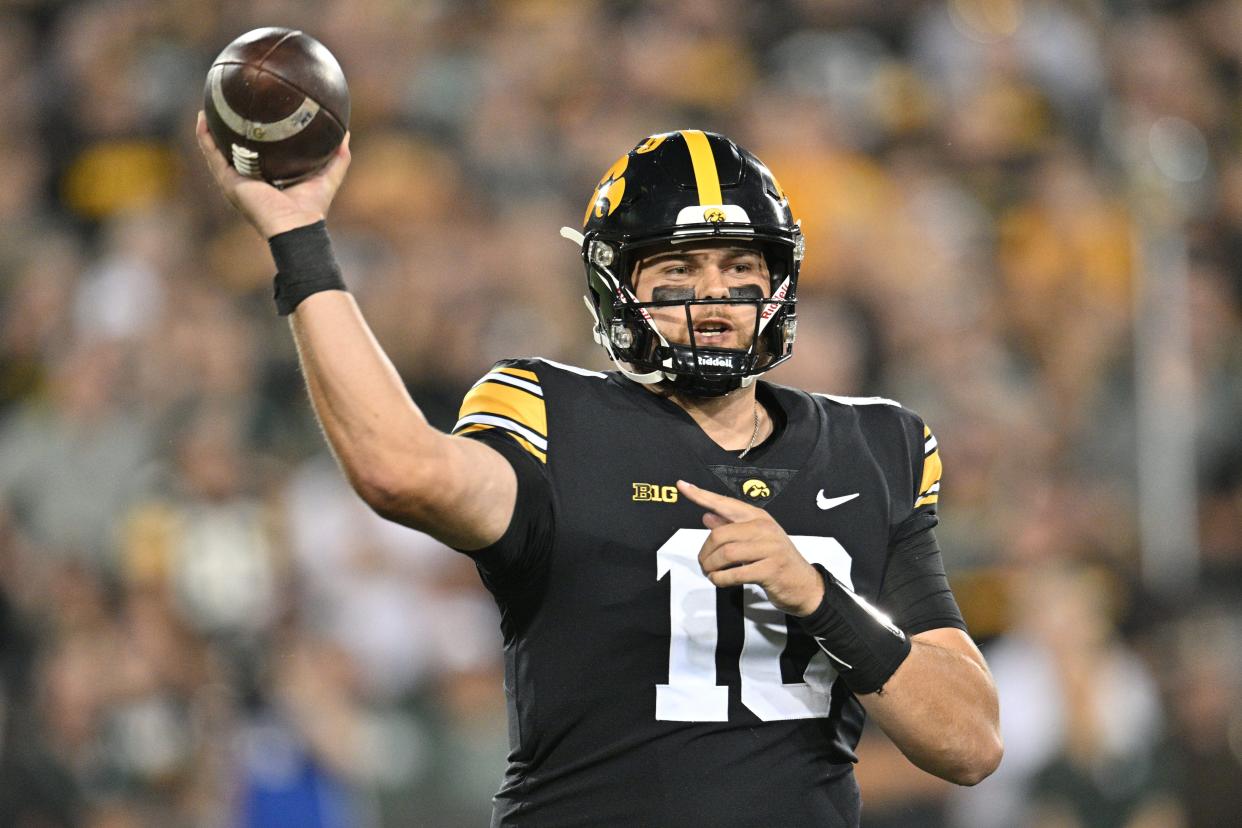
[703,511,730,530]
[319,132,352,193]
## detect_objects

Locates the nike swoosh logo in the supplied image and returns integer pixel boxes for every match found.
[816,491,859,511]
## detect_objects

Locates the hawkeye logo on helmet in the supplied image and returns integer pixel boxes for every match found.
[634,134,669,154]
[675,203,751,227]
[584,154,629,224]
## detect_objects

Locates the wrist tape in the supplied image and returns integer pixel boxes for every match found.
[799,565,912,695]
[269,220,346,315]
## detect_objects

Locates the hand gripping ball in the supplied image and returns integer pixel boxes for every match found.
[203,27,350,188]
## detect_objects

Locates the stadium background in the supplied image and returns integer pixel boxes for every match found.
[1,0,1240,825]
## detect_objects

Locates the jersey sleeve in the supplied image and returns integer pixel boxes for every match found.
[450,361,554,593]
[890,415,941,542]
[877,523,967,636]
[453,362,548,464]
[881,415,966,634]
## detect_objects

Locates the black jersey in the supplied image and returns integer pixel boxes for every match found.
[452,358,964,828]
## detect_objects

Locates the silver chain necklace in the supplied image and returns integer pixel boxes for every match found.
[738,398,761,459]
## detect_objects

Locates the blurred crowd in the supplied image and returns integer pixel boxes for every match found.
[1,0,1240,825]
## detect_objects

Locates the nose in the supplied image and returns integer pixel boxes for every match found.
[697,264,731,300]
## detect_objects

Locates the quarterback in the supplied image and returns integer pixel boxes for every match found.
[197,115,1001,826]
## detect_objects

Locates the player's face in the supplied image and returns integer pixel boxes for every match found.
[632,243,769,350]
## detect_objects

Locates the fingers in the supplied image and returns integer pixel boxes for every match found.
[697,522,763,573]
[705,559,772,589]
[699,539,759,576]
[676,480,760,524]
[195,110,246,189]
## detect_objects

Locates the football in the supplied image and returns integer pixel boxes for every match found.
[203,27,350,188]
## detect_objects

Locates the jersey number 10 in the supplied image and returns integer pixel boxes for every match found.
[655,529,853,722]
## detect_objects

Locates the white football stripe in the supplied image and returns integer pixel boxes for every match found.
[925,435,937,453]
[210,65,321,142]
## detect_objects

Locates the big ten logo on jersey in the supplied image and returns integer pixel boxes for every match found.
[633,483,678,503]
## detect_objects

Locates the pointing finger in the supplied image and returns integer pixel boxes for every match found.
[676,480,758,524]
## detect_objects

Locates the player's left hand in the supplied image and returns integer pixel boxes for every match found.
[676,480,825,617]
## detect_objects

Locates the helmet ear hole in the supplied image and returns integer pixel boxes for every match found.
[609,319,634,349]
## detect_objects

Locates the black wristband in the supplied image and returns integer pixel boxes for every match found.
[269,220,346,315]
[798,565,912,695]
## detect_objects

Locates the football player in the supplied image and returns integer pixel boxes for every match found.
[197,115,1002,827]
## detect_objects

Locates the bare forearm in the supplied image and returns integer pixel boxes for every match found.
[859,636,1002,785]
[289,290,439,495]
[286,289,516,547]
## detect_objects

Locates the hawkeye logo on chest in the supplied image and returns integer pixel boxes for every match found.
[633,483,679,503]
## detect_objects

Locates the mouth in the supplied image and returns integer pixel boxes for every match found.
[692,318,735,344]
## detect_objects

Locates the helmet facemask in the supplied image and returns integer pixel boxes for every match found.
[584,230,801,397]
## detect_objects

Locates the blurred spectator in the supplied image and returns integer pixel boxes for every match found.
[949,565,1168,828]
[1156,605,1242,827]
[0,340,155,562]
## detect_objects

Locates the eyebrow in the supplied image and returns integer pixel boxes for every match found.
[641,248,763,265]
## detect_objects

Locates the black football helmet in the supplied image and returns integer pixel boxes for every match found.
[563,130,804,397]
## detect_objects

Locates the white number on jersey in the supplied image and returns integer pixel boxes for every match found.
[655,529,854,722]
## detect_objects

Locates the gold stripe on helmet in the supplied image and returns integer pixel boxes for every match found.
[679,130,722,206]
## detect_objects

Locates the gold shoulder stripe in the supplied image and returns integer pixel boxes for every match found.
[457,381,547,438]
[497,366,539,383]
[455,376,548,463]
[917,447,942,509]
[680,129,722,206]
[459,377,545,428]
